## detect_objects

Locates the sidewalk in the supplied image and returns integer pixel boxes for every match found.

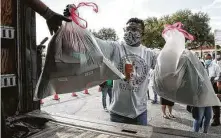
[41,86,221,135]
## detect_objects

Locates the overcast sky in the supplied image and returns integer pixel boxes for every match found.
[36,0,221,44]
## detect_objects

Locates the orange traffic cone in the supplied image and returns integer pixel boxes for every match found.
[98,87,101,92]
[72,92,77,97]
[53,93,60,100]
[84,89,89,94]
[40,99,44,104]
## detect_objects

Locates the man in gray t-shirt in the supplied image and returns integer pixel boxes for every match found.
[95,18,156,126]
[63,6,156,125]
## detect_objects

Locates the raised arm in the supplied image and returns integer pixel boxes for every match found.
[25,0,71,35]
[24,0,47,15]
[95,38,119,61]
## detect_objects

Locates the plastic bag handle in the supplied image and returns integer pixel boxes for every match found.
[162,22,195,41]
[71,2,98,29]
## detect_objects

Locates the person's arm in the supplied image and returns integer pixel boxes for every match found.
[25,0,71,35]
[95,38,119,61]
[151,50,157,69]
[25,0,48,15]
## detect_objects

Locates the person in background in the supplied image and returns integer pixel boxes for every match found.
[217,56,221,69]
[192,54,220,133]
[215,74,221,126]
[192,106,212,133]
[99,80,113,111]
[205,54,221,126]
[151,90,158,104]
[161,97,175,119]
[149,69,158,104]
[212,52,216,64]
[213,52,221,69]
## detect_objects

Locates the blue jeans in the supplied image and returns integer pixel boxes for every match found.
[110,110,147,126]
[102,87,112,109]
[193,107,212,133]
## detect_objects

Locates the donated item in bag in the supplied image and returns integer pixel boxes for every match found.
[153,22,221,107]
[34,3,125,100]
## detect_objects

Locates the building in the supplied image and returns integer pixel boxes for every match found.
[191,45,221,59]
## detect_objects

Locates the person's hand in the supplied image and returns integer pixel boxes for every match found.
[42,8,72,35]
[63,5,71,17]
[63,4,78,17]
[217,94,221,99]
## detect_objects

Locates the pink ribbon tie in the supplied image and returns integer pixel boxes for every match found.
[71,2,98,29]
[162,22,194,41]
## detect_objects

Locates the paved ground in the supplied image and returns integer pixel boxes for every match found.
[41,86,221,135]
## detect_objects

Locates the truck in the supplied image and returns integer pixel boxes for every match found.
[1,0,220,137]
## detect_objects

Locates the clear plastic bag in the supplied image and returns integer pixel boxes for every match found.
[157,29,185,77]
[153,22,221,107]
[34,3,125,100]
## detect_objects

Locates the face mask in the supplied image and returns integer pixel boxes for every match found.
[123,31,141,46]
[205,60,212,66]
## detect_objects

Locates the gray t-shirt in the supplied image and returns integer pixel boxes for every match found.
[96,39,156,118]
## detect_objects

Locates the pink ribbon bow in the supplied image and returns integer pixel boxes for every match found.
[162,22,195,41]
[71,2,98,29]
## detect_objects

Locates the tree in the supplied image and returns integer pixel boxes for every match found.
[91,28,119,41]
[171,10,214,49]
[142,17,166,48]
[142,10,214,49]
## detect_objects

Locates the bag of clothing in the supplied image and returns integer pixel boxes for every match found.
[153,22,221,107]
[34,3,125,100]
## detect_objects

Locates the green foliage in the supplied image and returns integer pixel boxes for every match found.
[142,9,214,49]
[91,28,119,41]
[142,17,163,48]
